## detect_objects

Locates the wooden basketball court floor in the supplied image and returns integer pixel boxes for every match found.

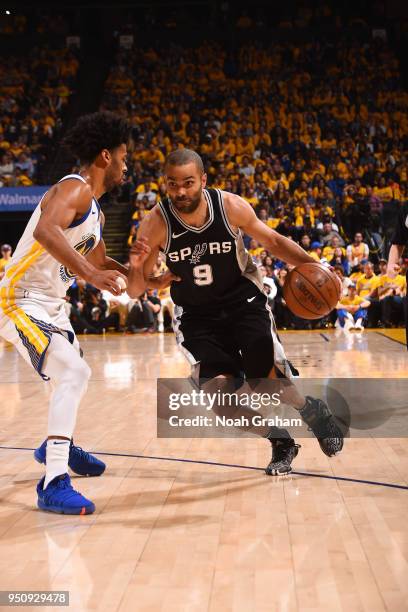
[0,329,407,611]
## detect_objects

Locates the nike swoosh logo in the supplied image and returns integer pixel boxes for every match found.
[172,231,188,239]
[247,296,256,302]
[52,441,69,445]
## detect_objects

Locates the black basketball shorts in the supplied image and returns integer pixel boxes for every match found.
[174,292,295,380]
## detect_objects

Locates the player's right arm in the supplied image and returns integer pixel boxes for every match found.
[126,207,166,298]
[33,179,126,295]
[224,192,316,266]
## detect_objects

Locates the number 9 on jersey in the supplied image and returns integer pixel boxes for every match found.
[193,264,213,286]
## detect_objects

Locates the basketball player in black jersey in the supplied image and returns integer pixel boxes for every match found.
[128,149,344,475]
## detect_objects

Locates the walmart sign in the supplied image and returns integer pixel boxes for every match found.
[0,186,50,211]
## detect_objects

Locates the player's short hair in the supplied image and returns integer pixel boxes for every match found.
[164,149,204,175]
[62,111,130,164]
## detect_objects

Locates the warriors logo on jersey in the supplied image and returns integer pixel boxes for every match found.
[60,233,97,282]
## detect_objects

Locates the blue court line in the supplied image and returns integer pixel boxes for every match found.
[1,446,408,491]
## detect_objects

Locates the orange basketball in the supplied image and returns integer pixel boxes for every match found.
[283,263,341,319]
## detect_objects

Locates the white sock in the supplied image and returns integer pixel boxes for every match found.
[44,439,70,488]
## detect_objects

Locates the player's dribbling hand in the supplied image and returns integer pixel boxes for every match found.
[130,237,151,267]
[90,270,128,296]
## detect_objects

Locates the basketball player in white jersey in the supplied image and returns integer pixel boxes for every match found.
[0,112,131,514]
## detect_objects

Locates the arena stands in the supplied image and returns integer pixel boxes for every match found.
[1,3,407,331]
[0,41,79,185]
[96,33,407,329]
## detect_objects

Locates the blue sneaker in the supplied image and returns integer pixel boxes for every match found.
[37,474,95,515]
[34,439,106,477]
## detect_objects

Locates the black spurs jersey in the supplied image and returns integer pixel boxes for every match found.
[159,188,263,309]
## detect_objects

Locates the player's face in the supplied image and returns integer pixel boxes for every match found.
[165,163,207,214]
[104,144,128,191]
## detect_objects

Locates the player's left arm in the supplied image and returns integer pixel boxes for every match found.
[86,212,129,276]
[223,192,316,267]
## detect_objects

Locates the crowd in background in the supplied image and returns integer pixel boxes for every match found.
[0,44,79,187]
[99,40,406,248]
[98,37,408,330]
[1,2,408,332]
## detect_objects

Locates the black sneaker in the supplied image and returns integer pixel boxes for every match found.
[265,438,300,476]
[300,396,344,457]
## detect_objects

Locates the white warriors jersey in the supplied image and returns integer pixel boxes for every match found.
[0,174,102,299]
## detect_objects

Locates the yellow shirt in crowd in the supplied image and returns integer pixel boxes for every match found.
[249,247,264,258]
[377,274,407,296]
[0,257,11,273]
[308,251,321,262]
[349,271,364,283]
[356,274,380,297]
[339,295,366,307]
[322,245,346,260]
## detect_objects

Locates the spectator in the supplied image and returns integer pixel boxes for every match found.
[126,289,161,332]
[82,288,120,333]
[322,236,345,261]
[0,243,12,278]
[329,247,350,276]
[319,222,345,246]
[356,262,379,298]
[134,178,159,206]
[309,242,323,262]
[248,238,264,260]
[346,233,369,267]
[15,152,35,178]
[0,153,14,182]
[356,261,381,327]
[376,264,407,327]
[336,284,371,331]
[333,265,354,297]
